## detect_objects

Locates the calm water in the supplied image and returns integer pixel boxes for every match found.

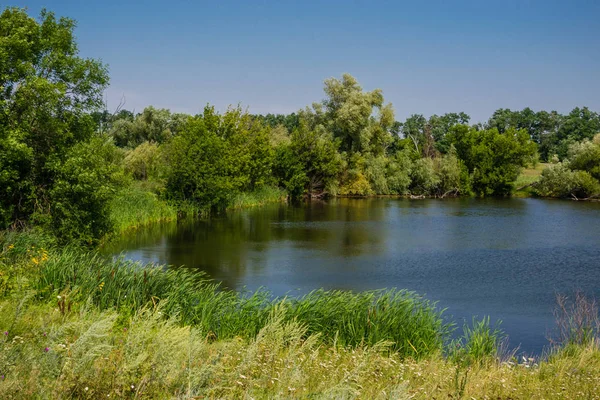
[105,198,600,354]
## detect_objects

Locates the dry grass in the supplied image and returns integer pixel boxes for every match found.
[1,301,599,399]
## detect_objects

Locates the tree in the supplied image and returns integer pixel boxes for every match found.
[48,136,124,244]
[165,109,238,209]
[0,7,111,240]
[401,113,470,156]
[312,73,394,155]
[273,122,342,198]
[109,106,190,148]
[165,106,275,208]
[447,125,537,196]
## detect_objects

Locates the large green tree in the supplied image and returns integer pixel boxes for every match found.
[311,74,395,155]
[0,7,112,241]
[273,122,342,198]
[165,106,275,208]
[447,125,537,196]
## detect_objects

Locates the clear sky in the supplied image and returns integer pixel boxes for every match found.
[9,0,600,122]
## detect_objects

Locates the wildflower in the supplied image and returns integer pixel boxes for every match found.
[31,257,39,265]
[85,387,89,391]
[131,385,135,389]
[57,295,62,300]
[44,347,50,352]
[7,244,14,250]
[3,331,7,336]
[99,282,105,291]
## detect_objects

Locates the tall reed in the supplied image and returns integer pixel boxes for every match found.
[33,248,448,358]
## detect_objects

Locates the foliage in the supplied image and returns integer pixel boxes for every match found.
[47,136,125,244]
[273,122,342,198]
[253,112,300,133]
[410,158,440,195]
[448,125,537,196]
[108,106,189,148]
[0,7,112,242]
[567,135,600,180]
[165,106,275,208]
[310,73,394,155]
[535,162,600,199]
[122,141,165,181]
[385,150,412,195]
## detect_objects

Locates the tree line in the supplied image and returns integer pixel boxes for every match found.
[1,7,599,244]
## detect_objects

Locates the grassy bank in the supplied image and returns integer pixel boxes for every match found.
[108,183,287,239]
[228,186,288,210]
[1,232,599,398]
[109,183,178,234]
[513,163,550,197]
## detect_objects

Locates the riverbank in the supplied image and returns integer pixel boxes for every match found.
[106,183,288,240]
[1,231,599,398]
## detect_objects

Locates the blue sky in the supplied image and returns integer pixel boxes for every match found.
[9,0,600,122]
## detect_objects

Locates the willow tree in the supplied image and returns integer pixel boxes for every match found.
[311,73,395,156]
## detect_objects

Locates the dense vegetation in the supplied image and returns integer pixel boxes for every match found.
[2,7,600,245]
[1,7,600,398]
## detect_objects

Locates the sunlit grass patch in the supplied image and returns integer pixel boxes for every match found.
[513,162,550,197]
[229,186,287,209]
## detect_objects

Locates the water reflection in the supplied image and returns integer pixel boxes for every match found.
[105,197,600,354]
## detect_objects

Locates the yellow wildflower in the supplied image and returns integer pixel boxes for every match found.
[99,282,105,291]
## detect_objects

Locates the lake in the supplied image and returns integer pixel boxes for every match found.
[105,197,600,355]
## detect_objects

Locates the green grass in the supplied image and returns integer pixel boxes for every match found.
[229,186,287,209]
[513,163,550,197]
[108,183,286,240]
[28,247,447,358]
[108,182,178,234]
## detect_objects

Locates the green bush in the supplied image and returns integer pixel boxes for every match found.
[386,150,412,195]
[567,138,600,180]
[535,163,600,199]
[448,126,537,196]
[411,158,440,195]
[123,141,165,181]
[364,155,389,194]
[48,136,125,244]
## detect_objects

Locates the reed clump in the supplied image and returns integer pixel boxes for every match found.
[229,186,288,209]
[31,247,447,358]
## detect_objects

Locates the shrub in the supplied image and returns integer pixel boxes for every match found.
[123,142,165,181]
[567,139,600,180]
[363,155,389,194]
[47,136,125,244]
[535,163,600,199]
[410,158,440,195]
[386,150,412,195]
